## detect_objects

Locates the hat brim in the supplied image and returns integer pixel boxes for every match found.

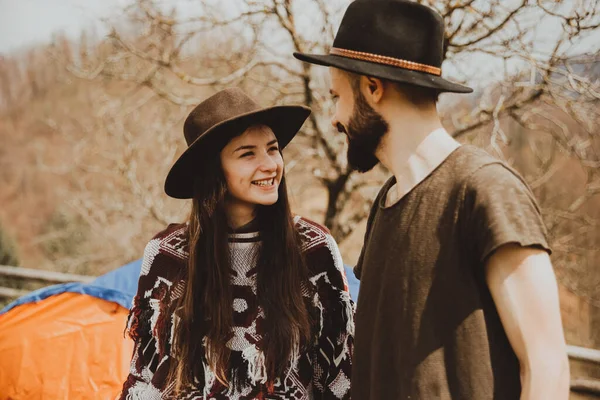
[293,52,473,94]
[165,105,311,199]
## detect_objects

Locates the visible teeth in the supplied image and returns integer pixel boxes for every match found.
[253,178,274,187]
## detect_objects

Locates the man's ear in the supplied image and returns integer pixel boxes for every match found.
[361,75,384,104]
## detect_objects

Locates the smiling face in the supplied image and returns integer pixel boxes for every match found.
[329,68,389,173]
[220,124,284,220]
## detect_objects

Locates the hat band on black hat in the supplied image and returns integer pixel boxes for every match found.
[329,47,441,76]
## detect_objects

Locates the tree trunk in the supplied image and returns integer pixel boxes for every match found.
[324,170,352,241]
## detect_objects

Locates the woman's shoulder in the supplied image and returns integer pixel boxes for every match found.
[293,215,333,251]
[145,222,189,259]
[150,222,188,242]
[293,215,330,232]
[294,215,344,268]
[138,222,189,285]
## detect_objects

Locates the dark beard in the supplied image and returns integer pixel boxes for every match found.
[340,91,389,173]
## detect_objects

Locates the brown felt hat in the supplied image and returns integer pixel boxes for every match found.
[164,88,311,199]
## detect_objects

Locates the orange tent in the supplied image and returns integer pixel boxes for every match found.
[0,260,140,399]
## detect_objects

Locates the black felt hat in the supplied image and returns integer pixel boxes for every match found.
[164,88,311,199]
[294,0,472,93]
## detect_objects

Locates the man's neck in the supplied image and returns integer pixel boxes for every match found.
[376,108,444,177]
[375,106,459,206]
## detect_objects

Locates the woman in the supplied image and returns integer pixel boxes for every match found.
[120,88,354,399]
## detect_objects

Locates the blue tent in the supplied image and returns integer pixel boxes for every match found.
[1,259,142,315]
[344,264,360,302]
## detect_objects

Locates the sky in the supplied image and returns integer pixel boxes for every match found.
[1,0,597,89]
[0,0,128,54]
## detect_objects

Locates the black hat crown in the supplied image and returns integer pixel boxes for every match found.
[294,0,472,93]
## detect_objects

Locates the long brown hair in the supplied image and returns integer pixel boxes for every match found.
[169,131,314,393]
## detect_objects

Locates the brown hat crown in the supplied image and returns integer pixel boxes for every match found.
[183,88,263,146]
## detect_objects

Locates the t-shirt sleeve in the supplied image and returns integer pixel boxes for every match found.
[465,163,551,263]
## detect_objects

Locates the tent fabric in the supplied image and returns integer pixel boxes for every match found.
[344,264,360,303]
[0,259,142,315]
[89,258,143,301]
[0,292,134,399]
[0,260,142,400]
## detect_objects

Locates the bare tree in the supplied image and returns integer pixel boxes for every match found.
[54,0,600,310]
[67,0,599,241]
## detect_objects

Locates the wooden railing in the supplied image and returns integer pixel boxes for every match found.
[569,345,600,365]
[0,264,94,299]
[569,345,600,396]
[1,265,599,395]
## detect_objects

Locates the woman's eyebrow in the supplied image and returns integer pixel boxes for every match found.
[233,145,255,153]
[234,139,278,153]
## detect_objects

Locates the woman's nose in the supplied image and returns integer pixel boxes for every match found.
[259,153,278,172]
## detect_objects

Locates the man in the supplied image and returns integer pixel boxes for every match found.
[294,0,570,399]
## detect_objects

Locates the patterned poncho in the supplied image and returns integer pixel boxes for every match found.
[119,216,354,399]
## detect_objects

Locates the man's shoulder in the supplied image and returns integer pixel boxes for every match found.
[448,145,505,177]
[431,145,524,192]
[454,147,530,194]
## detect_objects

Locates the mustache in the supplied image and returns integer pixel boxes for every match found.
[336,122,347,134]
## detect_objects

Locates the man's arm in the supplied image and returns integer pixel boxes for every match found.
[485,243,570,400]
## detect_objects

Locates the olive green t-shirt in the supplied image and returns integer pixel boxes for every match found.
[352,145,551,400]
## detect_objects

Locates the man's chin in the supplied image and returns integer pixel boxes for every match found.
[350,163,379,173]
[347,154,379,173]
[346,137,381,173]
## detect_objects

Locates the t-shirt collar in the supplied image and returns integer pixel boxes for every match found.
[386,128,460,207]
